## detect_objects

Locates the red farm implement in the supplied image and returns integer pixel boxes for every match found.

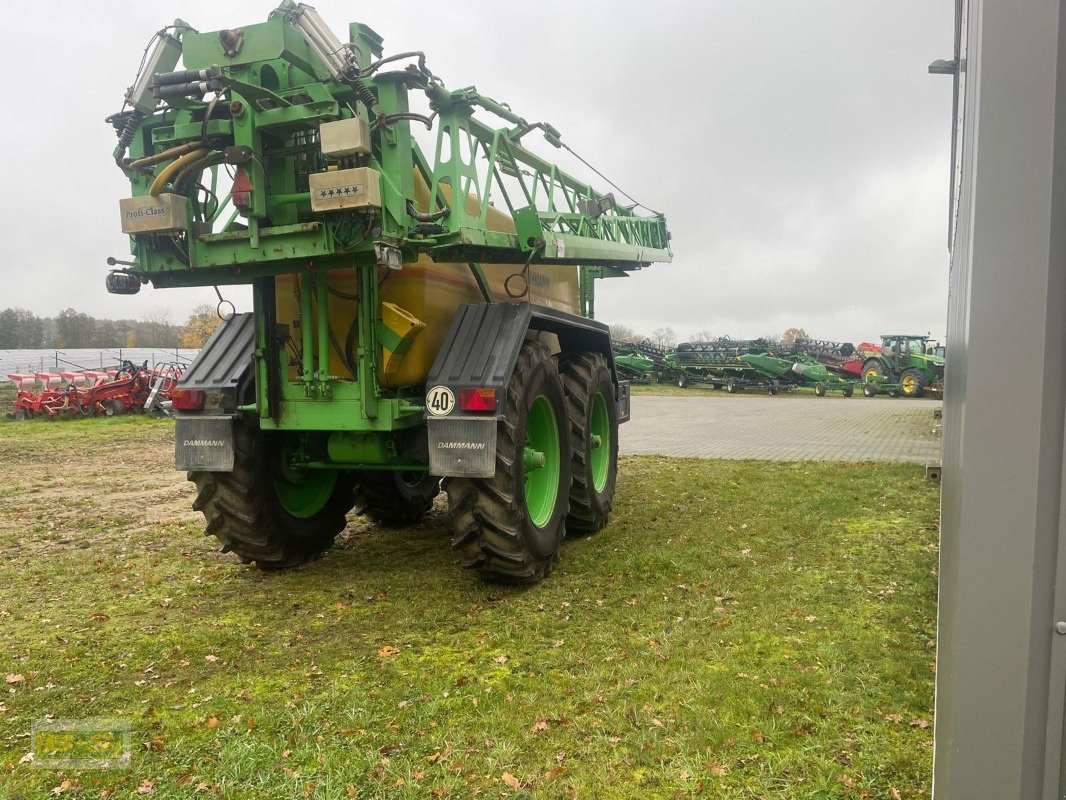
[6,361,183,420]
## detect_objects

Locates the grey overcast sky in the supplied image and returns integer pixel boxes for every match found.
[0,1,953,344]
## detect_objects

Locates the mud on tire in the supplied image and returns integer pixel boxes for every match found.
[189,417,355,570]
[444,340,570,583]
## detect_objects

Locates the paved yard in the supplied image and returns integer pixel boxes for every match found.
[621,394,942,463]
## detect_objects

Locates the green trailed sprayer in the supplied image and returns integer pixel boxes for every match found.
[107,3,671,581]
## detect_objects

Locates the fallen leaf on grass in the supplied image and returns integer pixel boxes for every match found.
[891,790,902,800]
[494,654,509,665]
[884,714,903,724]
[910,718,931,729]
[378,646,401,659]
[708,763,729,776]
[346,786,357,797]
[136,779,155,794]
[6,674,24,684]
[546,766,567,780]
[426,746,452,763]
[531,718,549,733]
[146,736,165,752]
[501,772,521,789]
[51,779,80,795]
[204,716,219,730]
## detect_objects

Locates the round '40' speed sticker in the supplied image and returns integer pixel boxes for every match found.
[426,385,455,416]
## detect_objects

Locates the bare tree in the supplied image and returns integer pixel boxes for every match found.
[690,329,716,342]
[609,323,643,343]
[142,308,176,348]
[651,326,677,351]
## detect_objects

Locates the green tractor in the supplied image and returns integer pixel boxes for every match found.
[861,335,945,398]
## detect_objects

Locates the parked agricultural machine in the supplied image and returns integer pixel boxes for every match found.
[611,340,666,384]
[662,337,859,396]
[859,334,945,397]
[6,362,183,419]
[107,3,670,579]
[737,351,857,396]
[665,339,777,392]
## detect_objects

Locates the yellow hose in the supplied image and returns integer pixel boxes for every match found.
[172,151,224,189]
[129,141,203,169]
[149,148,209,196]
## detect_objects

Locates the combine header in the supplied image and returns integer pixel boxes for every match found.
[107,3,671,579]
[662,338,859,396]
[611,340,666,384]
[665,339,777,391]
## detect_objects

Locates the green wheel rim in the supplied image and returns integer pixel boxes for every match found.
[523,394,561,528]
[274,470,337,518]
[590,391,610,492]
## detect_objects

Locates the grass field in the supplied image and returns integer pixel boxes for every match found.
[0,417,939,799]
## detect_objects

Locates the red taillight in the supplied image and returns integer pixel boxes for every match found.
[459,387,497,412]
[231,167,253,209]
[171,389,205,410]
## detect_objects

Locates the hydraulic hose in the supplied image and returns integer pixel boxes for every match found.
[149,147,209,196]
[173,151,224,190]
[113,111,144,167]
[129,141,204,170]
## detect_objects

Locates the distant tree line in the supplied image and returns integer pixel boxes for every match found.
[0,305,221,350]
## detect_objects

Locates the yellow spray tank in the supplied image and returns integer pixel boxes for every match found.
[276,173,579,388]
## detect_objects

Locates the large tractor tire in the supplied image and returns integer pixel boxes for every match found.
[561,352,619,535]
[899,368,927,398]
[445,340,571,583]
[189,418,355,570]
[354,470,440,527]
[862,358,888,385]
